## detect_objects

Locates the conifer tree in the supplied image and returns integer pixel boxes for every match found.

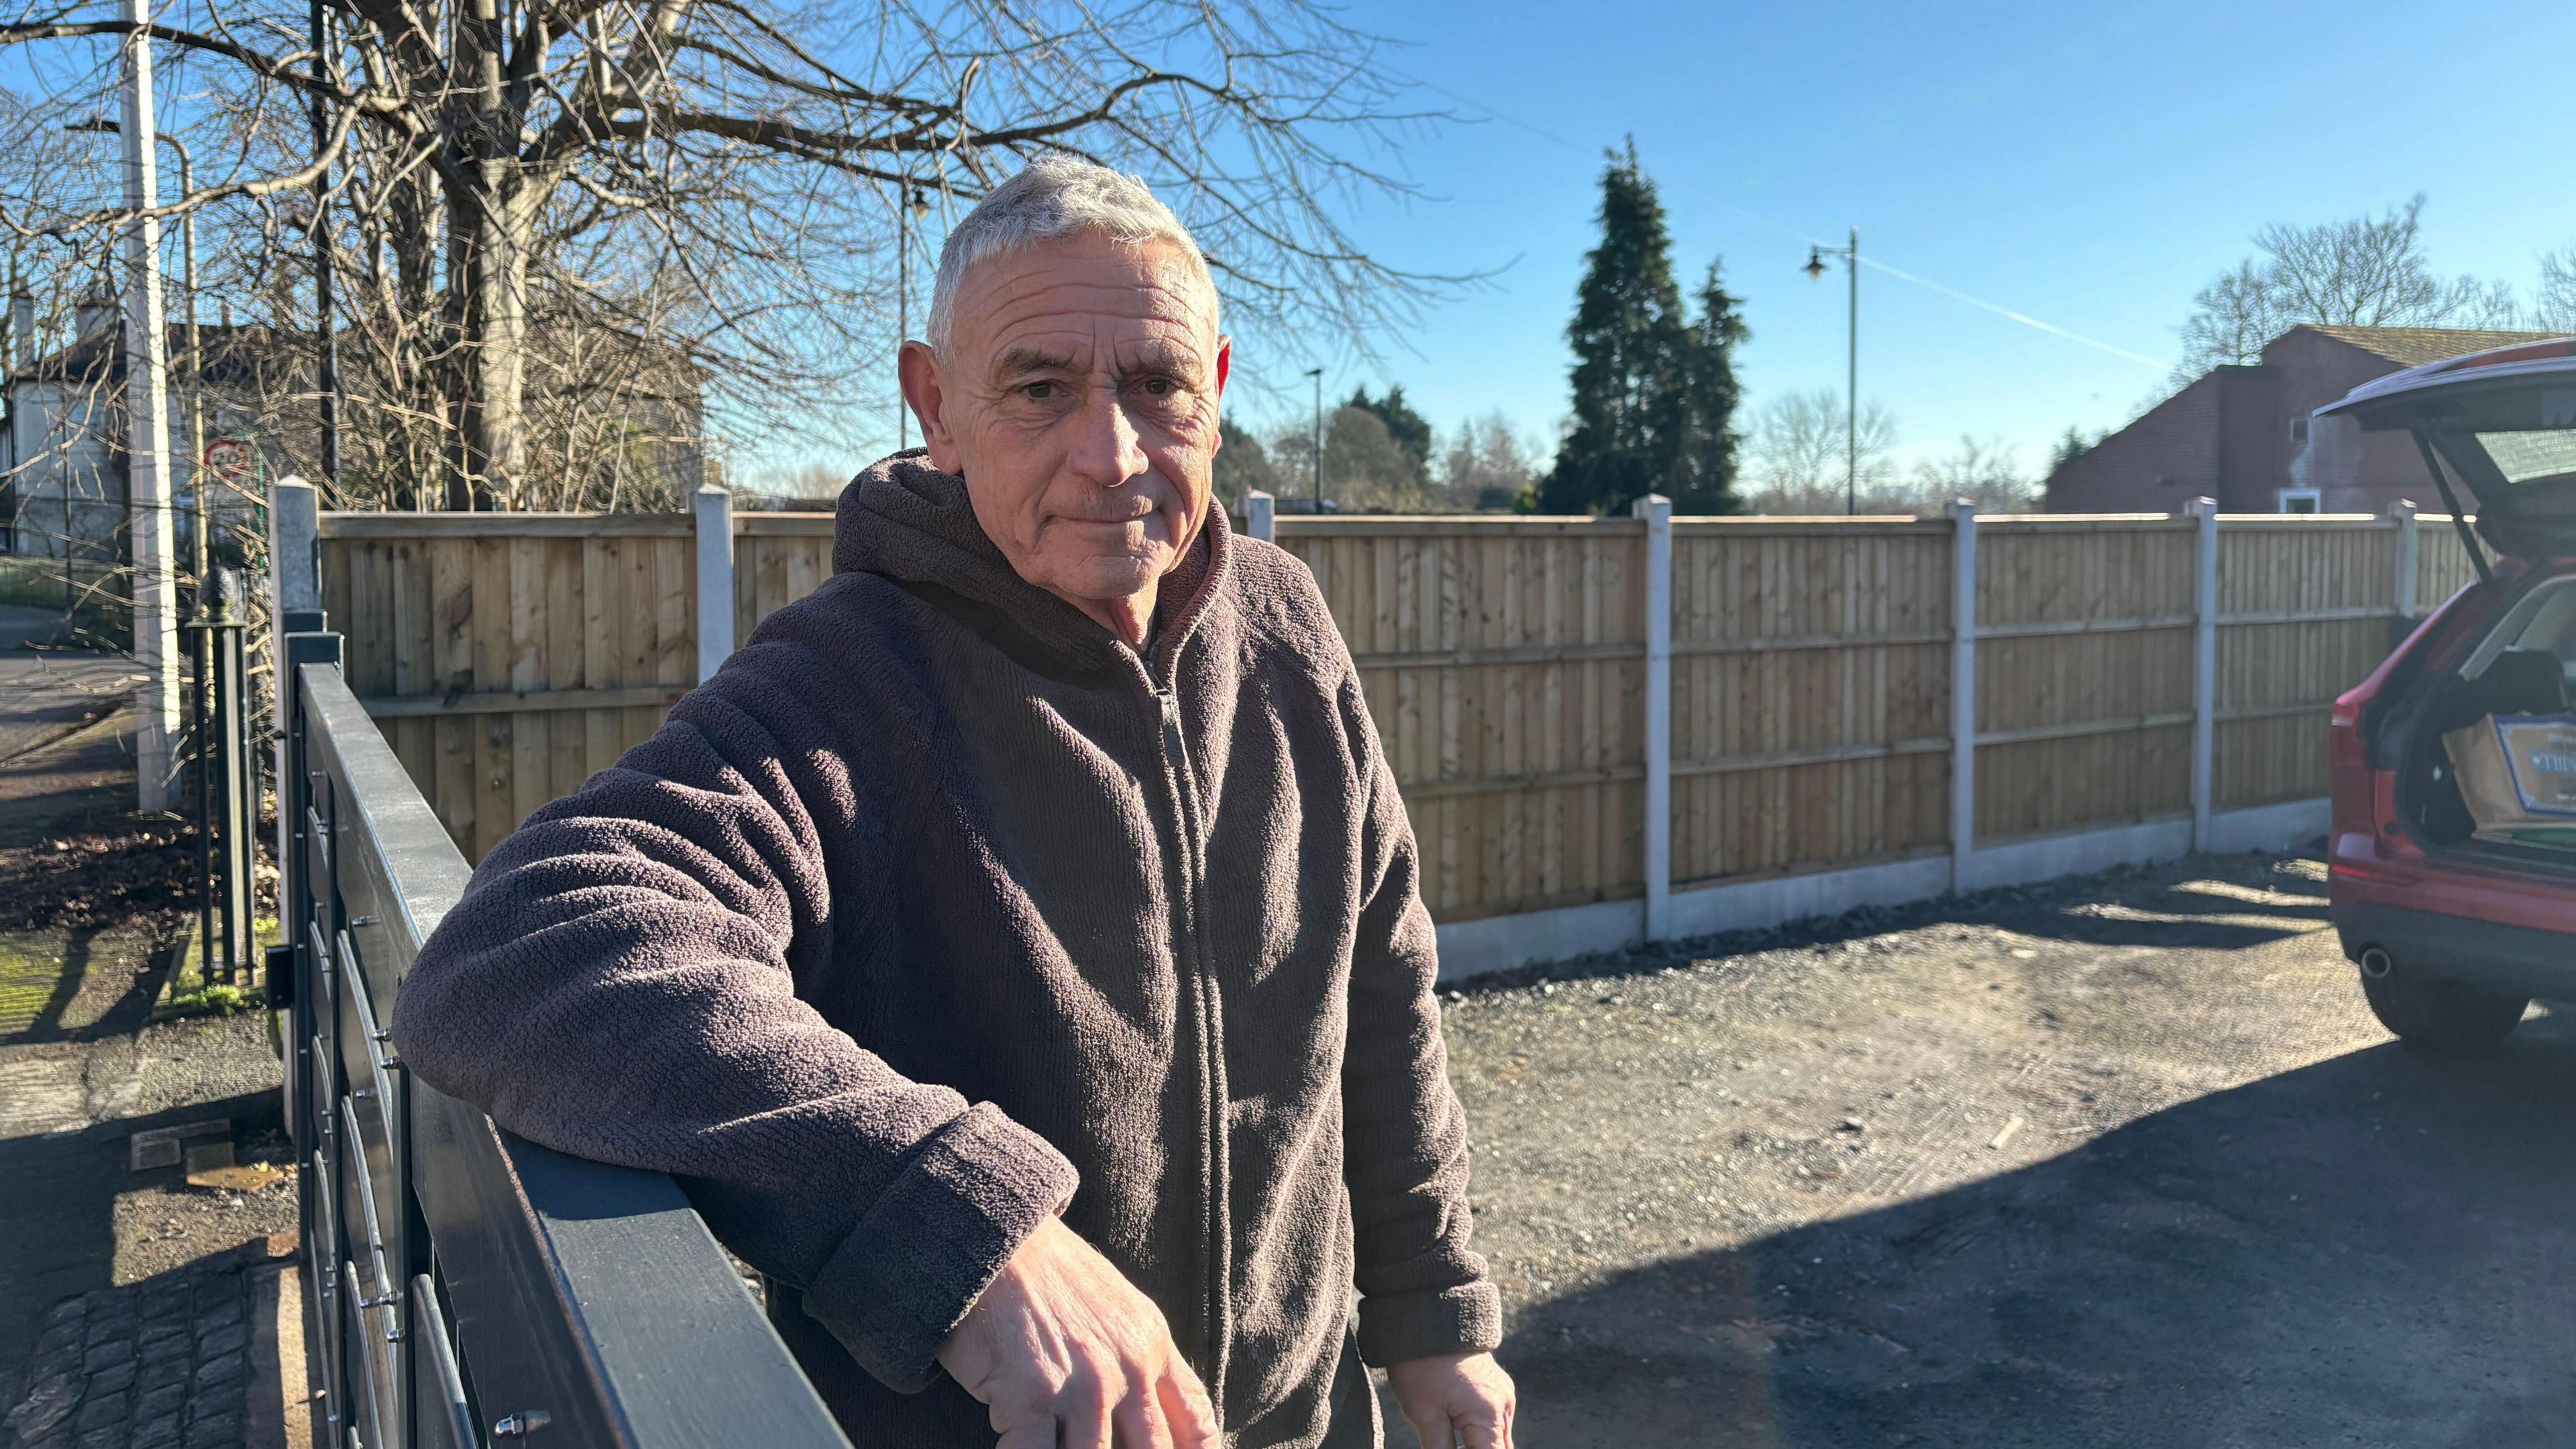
[1541,142,1750,514]
[1675,261,1752,513]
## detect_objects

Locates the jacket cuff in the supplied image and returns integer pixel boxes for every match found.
[1355,1281,1503,1367]
[800,1102,1079,1393]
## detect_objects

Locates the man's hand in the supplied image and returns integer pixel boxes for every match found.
[937,1215,1220,1449]
[1385,1352,1515,1449]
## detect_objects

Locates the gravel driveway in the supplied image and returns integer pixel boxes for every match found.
[1437,851,2576,1448]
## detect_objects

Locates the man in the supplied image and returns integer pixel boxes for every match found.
[391,157,1516,1449]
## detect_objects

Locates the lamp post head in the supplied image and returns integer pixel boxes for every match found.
[1803,248,1829,282]
[908,186,932,219]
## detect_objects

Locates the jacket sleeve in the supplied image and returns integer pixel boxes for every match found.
[1334,671,1503,1366]
[388,659,1077,1394]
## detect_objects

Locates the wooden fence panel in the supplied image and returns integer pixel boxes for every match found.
[1666,519,1952,885]
[2414,515,2483,615]
[734,515,837,646]
[319,506,2434,902]
[320,514,696,861]
[1275,518,1647,922]
[2213,518,2400,810]
[1972,519,2196,839]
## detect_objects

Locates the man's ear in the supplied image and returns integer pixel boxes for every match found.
[1209,337,1233,459]
[900,341,965,473]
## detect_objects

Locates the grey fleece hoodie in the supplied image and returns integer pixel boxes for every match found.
[389,453,1499,1447]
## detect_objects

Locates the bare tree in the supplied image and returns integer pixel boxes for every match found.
[1271,405,1440,513]
[2176,194,2522,379]
[1910,435,2031,511]
[1437,412,1542,511]
[3,1,1448,511]
[1741,388,1898,513]
[2532,245,2576,334]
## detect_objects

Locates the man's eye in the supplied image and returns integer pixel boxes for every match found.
[1022,381,1059,401]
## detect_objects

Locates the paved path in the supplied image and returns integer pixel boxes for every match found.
[0,606,142,782]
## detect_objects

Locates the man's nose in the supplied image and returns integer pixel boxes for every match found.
[1065,387,1150,488]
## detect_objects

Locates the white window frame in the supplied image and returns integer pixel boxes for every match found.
[2276,488,2322,514]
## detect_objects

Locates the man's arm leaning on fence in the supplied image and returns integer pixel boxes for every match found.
[388,646,1075,1395]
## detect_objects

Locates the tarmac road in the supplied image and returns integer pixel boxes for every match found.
[1435,851,2576,1448]
[0,606,141,780]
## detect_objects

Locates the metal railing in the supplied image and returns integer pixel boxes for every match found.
[274,480,851,1449]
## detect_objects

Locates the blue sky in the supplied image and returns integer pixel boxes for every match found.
[1195,0,2576,478]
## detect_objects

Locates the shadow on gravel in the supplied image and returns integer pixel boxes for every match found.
[1501,1012,2576,1448]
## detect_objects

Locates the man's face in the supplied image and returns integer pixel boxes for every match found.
[904,233,1230,614]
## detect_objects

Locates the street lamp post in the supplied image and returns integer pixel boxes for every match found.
[74,11,181,812]
[69,123,203,576]
[309,0,338,491]
[1304,367,1324,515]
[1804,225,1860,514]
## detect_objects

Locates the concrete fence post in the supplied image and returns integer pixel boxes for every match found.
[1631,492,1673,943]
[2388,498,2420,643]
[1243,490,1275,543]
[1947,500,1978,892]
[694,484,735,683]
[2187,498,2220,851]
[267,476,320,974]
[268,476,321,639]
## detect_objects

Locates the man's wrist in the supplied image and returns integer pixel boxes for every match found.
[1355,1280,1503,1366]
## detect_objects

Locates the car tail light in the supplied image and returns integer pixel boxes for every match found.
[2329,684,2378,840]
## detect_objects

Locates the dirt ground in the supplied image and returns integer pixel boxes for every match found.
[1426,851,2576,1448]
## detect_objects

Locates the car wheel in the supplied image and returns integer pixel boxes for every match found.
[2359,971,2528,1051]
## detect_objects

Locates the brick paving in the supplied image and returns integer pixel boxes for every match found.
[3,1240,280,1449]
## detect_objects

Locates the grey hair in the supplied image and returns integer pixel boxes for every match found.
[924,156,1215,350]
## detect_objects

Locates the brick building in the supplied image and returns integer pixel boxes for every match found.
[2044,325,2567,515]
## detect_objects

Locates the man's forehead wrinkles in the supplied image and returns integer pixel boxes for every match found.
[978,318,1209,378]
[972,286,1210,341]
[954,254,1217,338]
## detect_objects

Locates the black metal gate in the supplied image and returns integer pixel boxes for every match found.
[276,609,849,1449]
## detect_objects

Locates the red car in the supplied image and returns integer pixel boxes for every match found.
[2323,340,2576,1051]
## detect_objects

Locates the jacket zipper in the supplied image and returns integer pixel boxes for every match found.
[1150,681,1231,1420]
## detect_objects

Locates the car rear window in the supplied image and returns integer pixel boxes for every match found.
[2474,429,2576,486]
